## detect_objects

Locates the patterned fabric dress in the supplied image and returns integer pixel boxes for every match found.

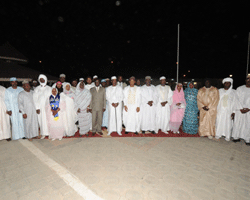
[183,82,199,134]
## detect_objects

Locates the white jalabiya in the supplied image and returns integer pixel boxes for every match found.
[140,85,158,132]
[33,75,52,136]
[155,85,173,133]
[0,86,11,140]
[215,83,238,141]
[18,90,39,139]
[123,86,141,133]
[232,85,250,142]
[5,86,25,140]
[106,85,124,135]
[84,83,94,129]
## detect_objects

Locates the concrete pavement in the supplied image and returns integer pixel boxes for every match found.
[1,137,250,200]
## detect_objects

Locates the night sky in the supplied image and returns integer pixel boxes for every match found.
[0,1,249,87]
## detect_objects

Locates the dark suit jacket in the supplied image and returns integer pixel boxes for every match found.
[89,87,106,111]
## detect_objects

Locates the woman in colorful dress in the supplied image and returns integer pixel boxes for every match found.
[182,82,199,135]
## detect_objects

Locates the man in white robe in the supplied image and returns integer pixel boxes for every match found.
[156,76,173,134]
[5,77,25,140]
[106,76,124,136]
[117,75,127,89]
[232,75,250,145]
[123,76,141,134]
[18,81,39,141]
[140,76,158,134]
[0,85,11,141]
[33,74,52,139]
[215,78,237,141]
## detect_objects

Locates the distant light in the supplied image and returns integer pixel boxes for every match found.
[183,74,186,77]
[171,79,174,81]
[229,74,233,77]
[127,40,131,43]
[115,1,121,6]
[188,70,190,72]
[39,61,42,63]
[194,82,197,85]
[192,79,195,81]
[111,61,113,63]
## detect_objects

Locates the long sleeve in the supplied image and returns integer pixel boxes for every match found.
[103,90,106,109]
[168,88,173,106]
[208,88,219,109]
[89,90,93,110]
[33,88,40,110]
[123,88,128,106]
[136,88,141,107]
[4,90,11,111]
[18,93,25,114]
[197,90,204,110]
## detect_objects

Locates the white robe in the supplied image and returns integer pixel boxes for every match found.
[123,86,141,133]
[0,86,11,140]
[18,90,39,139]
[5,86,25,140]
[33,75,52,136]
[106,85,124,135]
[140,85,158,132]
[155,85,173,133]
[84,83,94,129]
[232,85,250,142]
[215,88,237,141]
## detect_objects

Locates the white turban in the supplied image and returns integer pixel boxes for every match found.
[22,80,29,84]
[79,78,84,81]
[145,76,151,80]
[60,74,66,78]
[111,76,117,80]
[93,75,98,79]
[222,77,233,84]
[159,76,166,80]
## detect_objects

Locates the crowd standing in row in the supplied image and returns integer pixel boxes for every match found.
[0,74,249,145]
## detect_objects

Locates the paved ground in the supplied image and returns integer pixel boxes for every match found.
[1,136,250,200]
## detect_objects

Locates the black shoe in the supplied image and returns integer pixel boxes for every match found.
[232,139,241,143]
[245,142,250,146]
[135,132,138,135]
[125,132,129,134]
[142,131,145,134]
[22,137,26,139]
[122,124,125,128]
[6,138,11,141]
[151,131,156,134]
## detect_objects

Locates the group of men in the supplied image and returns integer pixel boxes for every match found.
[0,73,249,145]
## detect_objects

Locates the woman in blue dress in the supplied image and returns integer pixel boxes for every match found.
[182,82,199,134]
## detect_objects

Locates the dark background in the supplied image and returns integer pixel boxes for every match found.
[0,0,249,88]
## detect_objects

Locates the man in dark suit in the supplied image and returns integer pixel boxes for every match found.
[89,79,106,136]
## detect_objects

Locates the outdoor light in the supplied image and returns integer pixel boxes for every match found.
[194,82,197,85]
[39,61,42,63]
[183,74,186,77]
[229,74,233,77]
[192,79,194,81]
[111,61,113,63]
[188,70,190,72]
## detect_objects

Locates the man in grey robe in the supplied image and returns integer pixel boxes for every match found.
[18,81,39,141]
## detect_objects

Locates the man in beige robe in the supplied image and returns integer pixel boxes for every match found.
[197,79,219,139]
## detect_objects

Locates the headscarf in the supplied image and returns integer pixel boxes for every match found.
[184,82,198,97]
[63,83,75,99]
[38,74,48,87]
[172,83,186,104]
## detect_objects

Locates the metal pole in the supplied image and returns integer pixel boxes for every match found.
[247,32,250,77]
[177,24,180,83]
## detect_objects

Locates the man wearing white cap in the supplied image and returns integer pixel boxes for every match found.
[5,77,25,140]
[52,74,69,88]
[123,76,141,134]
[106,76,124,136]
[33,74,52,139]
[232,75,250,145]
[0,85,11,141]
[18,80,39,141]
[155,76,173,134]
[215,78,238,141]
[140,76,158,134]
